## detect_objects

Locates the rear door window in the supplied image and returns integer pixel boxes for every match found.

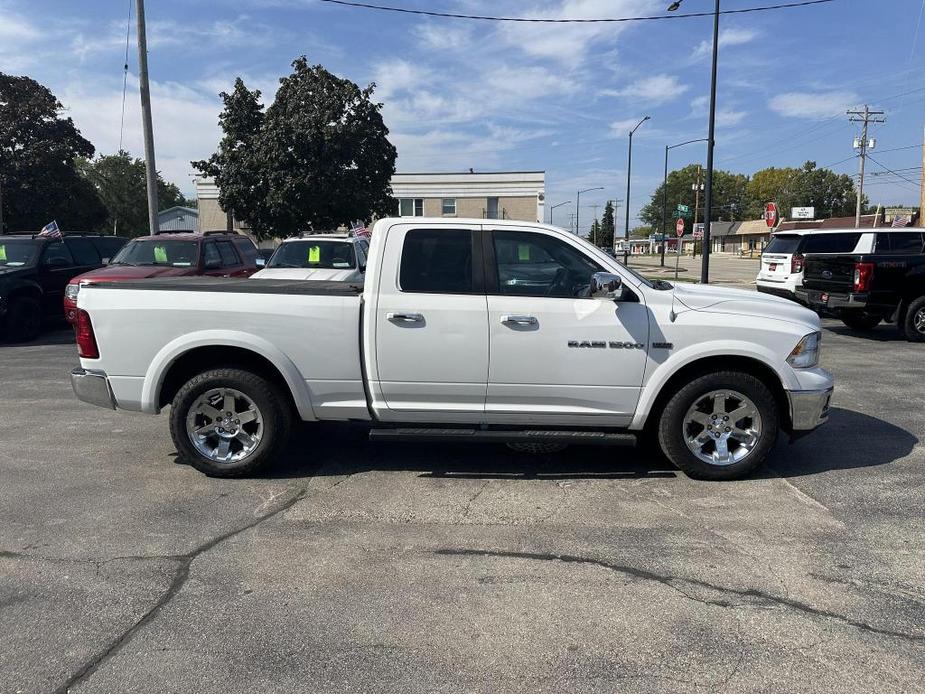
[400,229,476,294]
[763,235,802,254]
[41,242,74,267]
[232,238,258,265]
[93,237,128,260]
[64,238,101,265]
[875,232,925,255]
[801,233,861,254]
[202,242,221,267]
[216,241,240,267]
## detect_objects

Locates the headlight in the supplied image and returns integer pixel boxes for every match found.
[65,284,80,301]
[787,331,821,369]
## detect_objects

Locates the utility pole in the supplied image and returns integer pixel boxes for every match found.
[590,204,600,245]
[847,105,885,229]
[692,166,704,258]
[136,0,159,235]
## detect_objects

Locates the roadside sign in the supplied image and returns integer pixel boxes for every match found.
[791,206,814,219]
[677,204,690,213]
[692,223,704,240]
[764,202,779,228]
[676,218,685,237]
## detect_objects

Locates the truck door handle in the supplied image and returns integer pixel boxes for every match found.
[387,312,424,323]
[501,314,538,326]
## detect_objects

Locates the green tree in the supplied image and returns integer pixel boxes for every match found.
[639,164,748,232]
[0,72,106,232]
[746,161,865,219]
[194,57,398,238]
[598,200,615,248]
[79,151,189,237]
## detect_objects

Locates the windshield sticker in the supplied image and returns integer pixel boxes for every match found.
[0,245,6,262]
[333,261,350,268]
[153,245,168,263]
[308,245,321,263]
[173,262,192,267]
[518,244,530,261]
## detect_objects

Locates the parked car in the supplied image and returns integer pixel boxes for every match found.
[0,231,127,341]
[797,229,925,340]
[63,230,260,325]
[251,234,368,282]
[756,229,867,301]
[70,217,832,481]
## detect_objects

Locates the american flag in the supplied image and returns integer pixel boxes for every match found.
[891,215,910,228]
[350,220,371,239]
[38,220,62,239]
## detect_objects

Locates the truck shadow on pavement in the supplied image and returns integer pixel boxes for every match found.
[825,325,908,342]
[0,324,74,347]
[258,406,915,482]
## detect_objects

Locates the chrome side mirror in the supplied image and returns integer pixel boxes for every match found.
[590,272,622,299]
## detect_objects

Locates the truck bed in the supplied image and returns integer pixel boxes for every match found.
[81,276,364,296]
[78,277,368,420]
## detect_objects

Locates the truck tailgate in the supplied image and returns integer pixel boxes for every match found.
[802,254,856,292]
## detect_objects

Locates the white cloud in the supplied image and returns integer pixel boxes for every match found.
[61,76,222,195]
[692,27,760,60]
[608,74,689,105]
[413,23,474,51]
[769,90,859,119]
[0,5,41,70]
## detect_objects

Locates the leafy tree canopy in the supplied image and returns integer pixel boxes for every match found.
[0,72,106,231]
[194,57,398,239]
[79,151,189,237]
[639,164,749,232]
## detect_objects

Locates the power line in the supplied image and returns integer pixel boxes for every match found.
[867,155,922,187]
[118,0,133,154]
[847,106,885,228]
[317,0,836,23]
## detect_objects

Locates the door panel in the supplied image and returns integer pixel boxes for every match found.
[373,225,488,414]
[484,228,649,421]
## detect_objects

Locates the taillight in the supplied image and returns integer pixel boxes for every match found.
[791,254,804,273]
[853,262,874,292]
[76,309,99,359]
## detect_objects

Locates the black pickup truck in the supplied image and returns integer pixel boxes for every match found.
[797,229,925,341]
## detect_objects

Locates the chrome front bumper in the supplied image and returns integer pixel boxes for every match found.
[787,387,833,431]
[71,367,116,410]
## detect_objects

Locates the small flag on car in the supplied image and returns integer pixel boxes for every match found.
[891,215,910,228]
[350,220,370,239]
[38,220,62,239]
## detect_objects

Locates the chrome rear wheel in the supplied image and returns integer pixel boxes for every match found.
[186,387,264,463]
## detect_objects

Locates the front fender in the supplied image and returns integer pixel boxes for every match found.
[630,340,794,430]
[140,329,316,421]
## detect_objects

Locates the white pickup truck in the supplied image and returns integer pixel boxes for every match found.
[71,218,833,481]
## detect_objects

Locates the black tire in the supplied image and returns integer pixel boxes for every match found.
[169,367,292,477]
[4,296,42,343]
[839,311,881,331]
[657,371,779,481]
[901,295,925,342]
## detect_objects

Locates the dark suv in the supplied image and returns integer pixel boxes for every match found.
[0,232,128,342]
[63,231,260,325]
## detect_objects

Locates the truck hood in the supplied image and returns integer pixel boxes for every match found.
[251,267,357,281]
[673,282,819,330]
[73,265,196,283]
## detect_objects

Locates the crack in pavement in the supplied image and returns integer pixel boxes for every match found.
[436,548,925,644]
[46,484,308,694]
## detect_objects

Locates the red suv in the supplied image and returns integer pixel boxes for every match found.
[64,230,260,324]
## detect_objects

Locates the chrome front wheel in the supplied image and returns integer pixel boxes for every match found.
[186,387,264,463]
[682,389,763,467]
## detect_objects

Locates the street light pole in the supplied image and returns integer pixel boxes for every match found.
[576,187,604,237]
[623,116,650,264]
[661,138,709,267]
[549,200,571,227]
[668,0,719,283]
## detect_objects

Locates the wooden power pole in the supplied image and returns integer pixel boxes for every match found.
[136,0,159,235]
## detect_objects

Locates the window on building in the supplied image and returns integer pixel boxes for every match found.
[486,197,500,220]
[399,198,424,217]
[441,198,456,216]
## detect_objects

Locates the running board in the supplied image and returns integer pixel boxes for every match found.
[368,428,637,446]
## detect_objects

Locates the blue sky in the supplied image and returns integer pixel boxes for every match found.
[2,0,923,231]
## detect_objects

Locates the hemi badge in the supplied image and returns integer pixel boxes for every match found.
[652,342,673,349]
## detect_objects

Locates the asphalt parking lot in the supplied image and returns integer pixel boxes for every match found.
[1,317,923,693]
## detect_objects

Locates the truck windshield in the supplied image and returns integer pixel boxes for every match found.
[268,240,356,269]
[111,239,200,267]
[0,239,41,267]
[764,235,802,254]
